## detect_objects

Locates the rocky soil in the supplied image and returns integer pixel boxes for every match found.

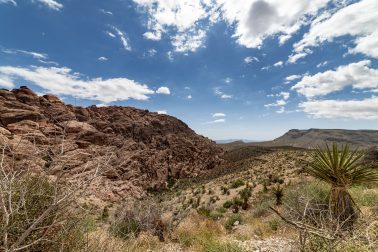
[0,86,223,202]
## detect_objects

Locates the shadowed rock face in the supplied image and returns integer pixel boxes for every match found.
[0,86,223,202]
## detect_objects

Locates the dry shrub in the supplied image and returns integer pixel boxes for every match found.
[173,211,226,249]
[0,174,88,251]
[110,198,166,241]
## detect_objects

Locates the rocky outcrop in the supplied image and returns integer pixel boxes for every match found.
[0,86,223,202]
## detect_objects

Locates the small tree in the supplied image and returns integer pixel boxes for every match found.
[306,143,378,229]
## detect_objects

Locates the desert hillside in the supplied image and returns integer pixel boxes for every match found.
[223,129,378,149]
[0,86,223,202]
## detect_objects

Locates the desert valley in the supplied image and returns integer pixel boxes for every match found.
[1,0,378,251]
[0,87,377,251]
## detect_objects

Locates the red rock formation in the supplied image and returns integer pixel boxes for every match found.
[0,86,223,202]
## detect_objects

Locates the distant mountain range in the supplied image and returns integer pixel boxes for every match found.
[220,129,378,149]
[216,139,256,144]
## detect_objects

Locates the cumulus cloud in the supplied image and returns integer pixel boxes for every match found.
[222,0,330,49]
[98,57,108,61]
[134,0,333,53]
[244,56,259,63]
[299,96,378,119]
[0,65,156,103]
[134,0,215,53]
[292,60,378,98]
[212,113,226,117]
[156,86,170,94]
[187,95,192,99]
[265,91,290,113]
[291,0,378,62]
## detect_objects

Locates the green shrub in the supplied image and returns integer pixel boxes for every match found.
[268,218,281,231]
[223,200,233,209]
[231,179,245,189]
[209,211,224,220]
[197,207,211,217]
[224,214,242,230]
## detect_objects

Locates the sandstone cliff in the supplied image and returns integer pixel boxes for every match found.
[0,86,223,202]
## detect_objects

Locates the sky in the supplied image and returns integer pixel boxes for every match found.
[0,0,377,141]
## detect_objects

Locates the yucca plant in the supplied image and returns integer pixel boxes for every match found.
[306,143,378,229]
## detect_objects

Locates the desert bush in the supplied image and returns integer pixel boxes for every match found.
[110,198,165,241]
[239,187,252,209]
[197,207,211,218]
[201,240,246,252]
[223,200,233,209]
[231,179,245,189]
[252,201,271,218]
[272,184,284,205]
[0,174,89,251]
[224,214,242,230]
[268,218,282,231]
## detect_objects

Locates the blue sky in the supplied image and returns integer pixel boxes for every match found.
[1,0,377,140]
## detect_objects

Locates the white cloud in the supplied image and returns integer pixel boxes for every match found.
[214,87,232,99]
[35,0,63,10]
[134,0,332,53]
[100,9,113,15]
[206,118,226,124]
[224,77,232,84]
[244,56,259,63]
[292,60,378,98]
[2,48,48,60]
[212,113,226,117]
[111,27,132,51]
[106,31,116,38]
[171,29,207,53]
[299,96,378,119]
[291,0,378,62]
[0,65,156,103]
[134,0,215,53]
[156,86,170,94]
[273,61,283,67]
[98,57,108,61]
[280,91,290,100]
[146,49,157,57]
[157,110,167,114]
[316,61,328,68]
[187,95,192,99]
[0,0,16,6]
[220,0,330,49]
[285,74,301,81]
